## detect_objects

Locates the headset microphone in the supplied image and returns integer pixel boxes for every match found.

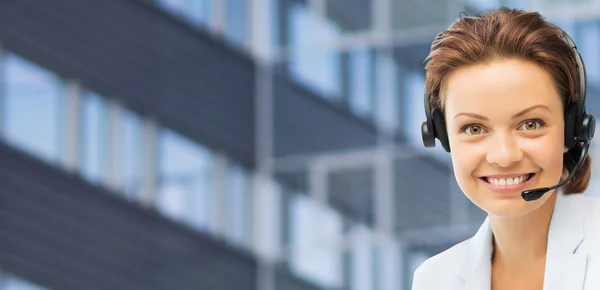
[521,142,590,201]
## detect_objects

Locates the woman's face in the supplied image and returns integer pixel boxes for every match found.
[444,58,566,219]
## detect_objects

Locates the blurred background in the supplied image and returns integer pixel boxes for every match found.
[0,0,600,289]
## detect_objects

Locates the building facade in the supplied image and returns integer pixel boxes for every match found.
[1,0,600,289]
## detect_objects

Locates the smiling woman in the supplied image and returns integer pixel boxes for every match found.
[413,8,600,290]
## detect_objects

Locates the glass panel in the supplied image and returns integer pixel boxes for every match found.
[404,69,426,148]
[462,0,501,11]
[156,0,212,26]
[156,129,213,230]
[288,194,343,288]
[121,109,143,200]
[324,0,373,33]
[374,52,401,131]
[577,22,600,82]
[288,2,342,99]
[80,91,107,184]
[348,223,374,290]
[348,47,374,117]
[225,0,248,46]
[553,19,576,37]
[1,275,50,290]
[225,164,249,246]
[502,0,526,8]
[2,53,64,164]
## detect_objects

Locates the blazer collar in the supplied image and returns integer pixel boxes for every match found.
[543,190,588,290]
[459,217,493,290]
[458,190,588,290]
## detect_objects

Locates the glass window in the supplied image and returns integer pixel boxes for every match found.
[1,53,64,164]
[502,0,526,9]
[225,0,248,46]
[224,164,250,246]
[1,274,50,290]
[156,0,213,26]
[288,194,343,288]
[375,53,401,131]
[156,129,213,230]
[348,47,374,117]
[576,22,600,82]
[404,70,426,148]
[121,109,143,200]
[463,0,501,11]
[80,91,108,184]
[348,223,374,290]
[288,2,342,99]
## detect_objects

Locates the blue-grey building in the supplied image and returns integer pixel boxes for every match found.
[1,0,599,289]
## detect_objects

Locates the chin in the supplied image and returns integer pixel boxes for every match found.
[481,197,548,219]
[462,175,557,219]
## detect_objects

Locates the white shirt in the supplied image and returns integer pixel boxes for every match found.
[411,190,600,290]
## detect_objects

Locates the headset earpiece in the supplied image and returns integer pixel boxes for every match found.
[431,107,450,152]
[564,101,579,149]
[561,28,595,149]
[422,92,437,148]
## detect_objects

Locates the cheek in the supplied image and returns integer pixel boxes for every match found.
[450,145,481,181]
[529,139,565,176]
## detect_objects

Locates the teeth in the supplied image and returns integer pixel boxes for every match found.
[487,174,530,186]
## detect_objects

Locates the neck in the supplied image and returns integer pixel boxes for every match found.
[489,191,558,271]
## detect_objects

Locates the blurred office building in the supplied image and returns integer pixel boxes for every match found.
[1,0,600,289]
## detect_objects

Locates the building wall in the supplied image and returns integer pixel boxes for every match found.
[0,142,257,290]
[0,0,256,167]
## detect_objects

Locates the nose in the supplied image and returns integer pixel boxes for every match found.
[486,132,524,167]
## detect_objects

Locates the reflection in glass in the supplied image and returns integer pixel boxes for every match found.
[156,129,212,229]
[348,223,374,290]
[289,194,343,288]
[121,109,142,200]
[1,274,50,290]
[348,47,374,117]
[577,22,600,82]
[156,0,212,26]
[226,0,248,46]
[288,2,342,99]
[2,53,64,164]
[80,91,107,184]
[225,164,249,246]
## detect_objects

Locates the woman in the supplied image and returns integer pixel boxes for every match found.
[412,7,600,290]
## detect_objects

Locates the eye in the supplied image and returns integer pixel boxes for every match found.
[463,125,485,135]
[519,119,545,131]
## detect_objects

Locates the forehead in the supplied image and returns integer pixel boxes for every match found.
[443,59,562,116]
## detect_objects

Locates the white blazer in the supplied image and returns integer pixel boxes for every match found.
[412,190,600,290]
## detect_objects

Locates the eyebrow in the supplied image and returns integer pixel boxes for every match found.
[452,104,552,120]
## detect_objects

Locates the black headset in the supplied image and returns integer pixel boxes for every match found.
[420,22,597,201]
[421,25,596,153]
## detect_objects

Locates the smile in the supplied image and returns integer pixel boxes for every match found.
[483,173,535,186]
[479,173,537,194]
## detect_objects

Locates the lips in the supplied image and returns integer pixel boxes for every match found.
[480,173,536,187]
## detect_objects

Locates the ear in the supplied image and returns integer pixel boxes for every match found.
[564,146,569,153]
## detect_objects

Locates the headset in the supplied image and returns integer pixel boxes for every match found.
[420,22,596,202]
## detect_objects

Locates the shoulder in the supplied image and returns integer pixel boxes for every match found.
[582,194,600,240]
[411,239,469,290]
[569,193,600,230]
[565,193,600,248]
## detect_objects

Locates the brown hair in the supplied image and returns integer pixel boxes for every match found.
[424,7,590,194]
